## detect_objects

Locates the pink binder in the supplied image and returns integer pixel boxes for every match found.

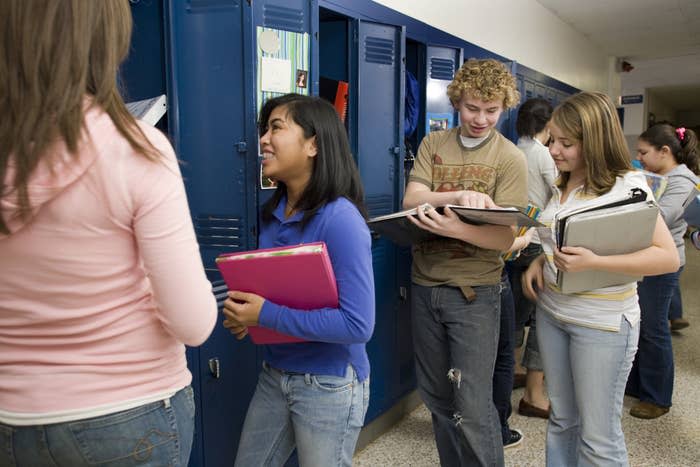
[215,242,338,344]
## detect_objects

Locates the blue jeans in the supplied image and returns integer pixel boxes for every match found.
[234,362,369,467]
[0,386,195,467]
[492,272,515,444]
[506,244,543,371]
[668,265,684,320]
[411,283,503,467]
[538,310,638,467]
[627,269,679,407]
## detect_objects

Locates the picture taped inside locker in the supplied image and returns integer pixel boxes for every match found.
[256,27,310,189]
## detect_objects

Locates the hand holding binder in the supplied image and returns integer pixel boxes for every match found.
[216,242,338,344]
[553,190,658,293]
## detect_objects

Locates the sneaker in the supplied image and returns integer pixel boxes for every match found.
[670,318,690,331]
[503,428,524,449]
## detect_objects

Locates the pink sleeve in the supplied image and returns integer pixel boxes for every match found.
[131,127,217,346]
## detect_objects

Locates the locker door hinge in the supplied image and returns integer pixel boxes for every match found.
[208,357,221,379]
[235,141,247,153]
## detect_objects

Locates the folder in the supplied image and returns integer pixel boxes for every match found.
[555,198,659,294]
[215,242,338,344]
[368,203,543,247]
[682,184,700,227]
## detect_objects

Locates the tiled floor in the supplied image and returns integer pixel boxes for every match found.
[354,240,700,466]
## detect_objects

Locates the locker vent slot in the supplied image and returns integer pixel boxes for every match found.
[429,57,455,81]
[186,0,237,12]
[366,194,394,218]
[263,4,304,33]
[364,37,394,65]
[194,215,244,249]
[371,242,388,264]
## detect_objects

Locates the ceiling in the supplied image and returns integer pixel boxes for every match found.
[536,0,700,113]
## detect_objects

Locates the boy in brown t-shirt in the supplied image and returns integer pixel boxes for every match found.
[404,58,527,466]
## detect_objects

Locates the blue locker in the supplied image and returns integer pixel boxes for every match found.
[163,1,260,466]
[354,19,406,421]
[424,45,461,138]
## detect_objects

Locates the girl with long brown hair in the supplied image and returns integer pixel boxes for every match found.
[0,2,216,465]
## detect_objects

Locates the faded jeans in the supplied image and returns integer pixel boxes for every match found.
[412,283,503,467]
[234,362,369,467]
[538,310,638,467]
[0,385,195,467]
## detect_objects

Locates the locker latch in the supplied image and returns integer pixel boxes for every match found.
[235,141,247,153]
[208,357,221,379]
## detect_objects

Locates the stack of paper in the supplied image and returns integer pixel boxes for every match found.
[125,94,167,126]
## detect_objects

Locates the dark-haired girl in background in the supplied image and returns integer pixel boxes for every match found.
[626,124,699,419]
[222,94,375,466]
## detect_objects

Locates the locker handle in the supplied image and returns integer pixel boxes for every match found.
[390,146,400,155]
[235,141,247,153]
[208,357,221,379]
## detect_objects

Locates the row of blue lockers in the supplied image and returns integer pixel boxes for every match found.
[121,1,578,465]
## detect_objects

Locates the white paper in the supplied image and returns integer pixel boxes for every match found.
[125,94,167,126]
[261,57,292,93]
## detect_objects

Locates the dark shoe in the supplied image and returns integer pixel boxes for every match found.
[670,318,690,331]
[629,401,670,419]
[503,428,523,449]
[518,398,550,419]
[513,373,526,389]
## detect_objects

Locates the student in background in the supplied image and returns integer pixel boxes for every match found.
[0,2,218,466]
[509,98,556,419]
[222,94,374,467]
[626,124,699,419]
[522,91,679,466]
[404,58,527,467]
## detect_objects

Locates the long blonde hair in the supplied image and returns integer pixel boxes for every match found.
[551,91,632,195]
[0,0,160,234]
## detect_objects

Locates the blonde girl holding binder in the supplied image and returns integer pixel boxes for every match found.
[521,92,678,467]
[222,94,375,467]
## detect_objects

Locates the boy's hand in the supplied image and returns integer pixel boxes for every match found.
[454,190,497,209]
[522,254,545,301]
[408,204,466,240]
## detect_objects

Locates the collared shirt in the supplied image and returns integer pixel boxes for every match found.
[257,197,375,381]
[536,171,653,331]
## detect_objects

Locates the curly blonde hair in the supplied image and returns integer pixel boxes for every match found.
[447,58,520,109]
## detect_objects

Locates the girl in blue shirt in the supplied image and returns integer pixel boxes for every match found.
[223,94,375,466]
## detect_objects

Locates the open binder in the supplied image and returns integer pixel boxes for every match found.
[215,242,338,344]
[369,203,543,246]
[554,189,658,293]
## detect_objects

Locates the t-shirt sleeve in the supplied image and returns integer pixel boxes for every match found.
[408,132,435,188]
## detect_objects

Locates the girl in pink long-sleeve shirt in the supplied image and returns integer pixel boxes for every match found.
[0,1,217,465]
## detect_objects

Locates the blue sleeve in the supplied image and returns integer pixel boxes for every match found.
[257,206,375,344]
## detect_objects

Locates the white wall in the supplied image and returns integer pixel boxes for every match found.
[373,0,610,93]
